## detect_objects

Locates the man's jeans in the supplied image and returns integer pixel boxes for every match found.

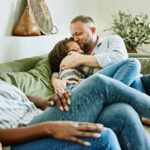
[96,58,146,93]
[27,74,150,150]
[141,74,150,95]
[97,103,150,150]
[67,58,146,93]
[96,58,141,86]
[12,128,121,150]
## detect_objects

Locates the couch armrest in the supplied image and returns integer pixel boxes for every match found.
[129,53,150,75]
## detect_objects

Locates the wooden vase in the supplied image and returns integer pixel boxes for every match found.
[13,0,41,36]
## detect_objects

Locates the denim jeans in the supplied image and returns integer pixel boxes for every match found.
[27,74,150,150]
[67,58,141,91]
[131,74,146,93]
[95,58,146,93]
[141,74,150,95]
[12,128,121,150]
[97,103,150,150]
[96,58,141,86]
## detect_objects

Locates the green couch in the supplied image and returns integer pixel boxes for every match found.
[0,53,150,149]
[0,54,54,97]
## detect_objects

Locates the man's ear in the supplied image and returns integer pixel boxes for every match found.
[90,27,96,34]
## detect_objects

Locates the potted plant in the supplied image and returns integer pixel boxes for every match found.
[105,10,150,53]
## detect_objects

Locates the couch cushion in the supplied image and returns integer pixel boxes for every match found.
[0,58,53,97]
[129,53,150,75]
[0,55,47,73]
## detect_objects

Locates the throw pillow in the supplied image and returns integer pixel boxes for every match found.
[0,59,53,97]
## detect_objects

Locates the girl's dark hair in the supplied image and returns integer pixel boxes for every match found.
[48,37,74,73]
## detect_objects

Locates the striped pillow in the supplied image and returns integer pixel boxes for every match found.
[0,80,37,129]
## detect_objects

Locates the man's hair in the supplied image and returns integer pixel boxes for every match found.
[71,15,95,24]
[48,38,74,73]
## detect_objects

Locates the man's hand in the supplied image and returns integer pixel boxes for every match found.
[60,51,82,70]
[61,52,101,69]
[50,90,72,111]
[49,121,105,146]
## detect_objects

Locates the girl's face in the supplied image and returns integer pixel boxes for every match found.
[66,41,84,54]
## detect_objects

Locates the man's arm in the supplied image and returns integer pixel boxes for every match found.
[0,121,104,146]
[60,35,128,70]
[78,55,100,67]
[60,52,100,70]
[94,35,128,68]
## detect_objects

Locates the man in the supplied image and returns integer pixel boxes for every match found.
[49,15,150,149]
[51,15,150,125]
[52,15,149,95]
[51,15,128,93]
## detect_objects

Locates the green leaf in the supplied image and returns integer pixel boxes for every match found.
[104,10,150,50]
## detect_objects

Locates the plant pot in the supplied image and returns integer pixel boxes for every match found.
[127,49,137,53]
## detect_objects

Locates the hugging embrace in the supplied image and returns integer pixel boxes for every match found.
[0,15,150,150]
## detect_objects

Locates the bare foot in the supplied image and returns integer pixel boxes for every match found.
[141,117,150,126]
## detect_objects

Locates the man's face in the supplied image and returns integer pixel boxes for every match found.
[70,21,93,53]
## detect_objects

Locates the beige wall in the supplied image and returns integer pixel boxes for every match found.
[0,0,26,36]
[1,0,150,35]
[45,0,99,34]
[0,0,100,36]
[0,0,150,52]
[96,0,150,34]
[96,0,150,52]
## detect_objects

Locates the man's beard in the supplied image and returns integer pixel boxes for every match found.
[82,40,93,53]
